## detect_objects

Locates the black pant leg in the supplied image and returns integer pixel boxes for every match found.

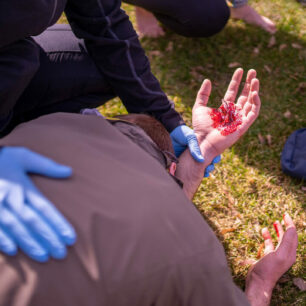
[12,24,115,126]
[124,0,230,37]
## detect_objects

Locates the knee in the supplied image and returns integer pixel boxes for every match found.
[168,1,230,37]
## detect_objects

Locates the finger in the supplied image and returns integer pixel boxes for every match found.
[273,220,284,242]
[204,164,215,177]
[5,189,67,260]
[24,179,77,246]
[244,78,260,116]
[187,134,204,163]
[194,79,212,109]
[212,155,221,164]
[246,91,261,124]
[20,205,67,259]
[237,69,256,109]
[283,212,296,230]
[21,149,72,178]
[0,226,17,256]
[238,91,261,135]
[262,227,274,255]
[223,68,244,103]
[0,207,48,262]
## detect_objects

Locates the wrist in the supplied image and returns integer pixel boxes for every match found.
[196,134,219,164]
[245,270,274,306]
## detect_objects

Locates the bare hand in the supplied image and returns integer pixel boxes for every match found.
[246,213,298,291]
[192,68,261,157]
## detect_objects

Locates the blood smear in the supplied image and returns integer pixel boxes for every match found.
[210,101,242,136]
[273,222,279,237]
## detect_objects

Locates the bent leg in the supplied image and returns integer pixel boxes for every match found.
[13,24,115,125]
[124,0,230,37]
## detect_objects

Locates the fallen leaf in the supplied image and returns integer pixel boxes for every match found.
[221,228,236,235]
[294,82,306,94]
[283,110,291,118]
[148,50,162,57]
[293,278,306,291]
[239,259,256,266]
[165,42,173,52]
[258,133,265,144]
[194,66,205,73]
[301,186,306,192]
[278,275,291,283]
[279,44,287,51]
[190,68,203,81]
[264,65,272,73]
[206,63,214,68]
[268,36,276,48]
[292,43,303,49]
[228,62,241,68]
[253,47,260,55]
[266,134,272,146]
[257,243,265,259]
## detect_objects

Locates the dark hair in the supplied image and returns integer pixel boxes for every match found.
[115,114,174,155]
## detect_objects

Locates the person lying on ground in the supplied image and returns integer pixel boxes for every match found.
[124,0,276,38]
[0,68,298,306]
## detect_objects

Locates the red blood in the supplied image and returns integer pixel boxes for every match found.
[210,101,242,135]
[273,222,279,237]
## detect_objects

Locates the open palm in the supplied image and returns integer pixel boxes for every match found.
[192,68,261,157]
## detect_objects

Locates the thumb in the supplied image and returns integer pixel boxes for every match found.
[194,79,211,110]
[187,134,204,163]
[21,149,72,178]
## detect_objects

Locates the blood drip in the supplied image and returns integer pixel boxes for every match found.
[273,222,279,238]
[210,100,242,136]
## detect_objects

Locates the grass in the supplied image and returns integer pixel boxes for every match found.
[60,1,305,304]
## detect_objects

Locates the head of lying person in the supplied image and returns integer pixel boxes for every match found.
[114,114,178,176]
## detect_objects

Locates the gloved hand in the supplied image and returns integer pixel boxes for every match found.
[170,125,204,162]
[204,155,221,177]
[0,147,76,262]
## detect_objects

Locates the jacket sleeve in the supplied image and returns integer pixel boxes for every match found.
[0,38,40,132]
[65,0,184,132]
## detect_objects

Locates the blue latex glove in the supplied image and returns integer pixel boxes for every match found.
[204,155,221,177]
[170,125,204,162]
[0,147,76,262]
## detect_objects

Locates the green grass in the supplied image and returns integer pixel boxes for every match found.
[60,1,305,304]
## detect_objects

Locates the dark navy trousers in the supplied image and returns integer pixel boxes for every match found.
[124,0,230,37]
[9,24,115,133]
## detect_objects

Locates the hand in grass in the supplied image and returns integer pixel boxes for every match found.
[245,213,298,304]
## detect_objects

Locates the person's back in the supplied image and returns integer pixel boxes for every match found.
[0,113,248,306]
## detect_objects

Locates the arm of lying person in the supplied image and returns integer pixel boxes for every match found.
[0,147,76,262]
[175,68,261,199]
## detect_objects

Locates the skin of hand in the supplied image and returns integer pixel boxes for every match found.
[175,68,260,199]
[230,4,277,34]
[0,147,76,262]
[245,213,298,306]
[192,68,261,159]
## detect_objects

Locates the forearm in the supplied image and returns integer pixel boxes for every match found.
[175,142,216,200]
[65,0,184,132]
